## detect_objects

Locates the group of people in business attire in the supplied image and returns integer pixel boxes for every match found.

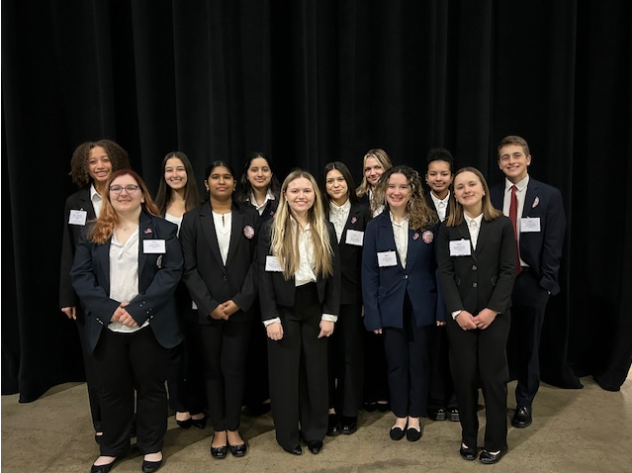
[60,135,565,472]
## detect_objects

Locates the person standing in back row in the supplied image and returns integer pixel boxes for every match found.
[490,135,566,429]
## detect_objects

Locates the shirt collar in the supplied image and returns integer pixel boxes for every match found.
[90,183,103,202]
[430,190,450,206]
[464,213,483,227]
[330,199,351,214]
[505,175,529,192]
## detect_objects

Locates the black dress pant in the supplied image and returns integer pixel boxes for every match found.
[76,308,102,432]
[243,300,270,407]
[363,331,390,404]
[427,324,457,412]
[268,283,328,450]
[197,318,251,432]
[447,311,510,452]
[507,268,550,408]
[327,301,364,417]
[93,326,169,457]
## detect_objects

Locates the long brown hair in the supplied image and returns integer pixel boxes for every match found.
[446,167,502,227]
[90,169,160,244]
[154,151,201,214]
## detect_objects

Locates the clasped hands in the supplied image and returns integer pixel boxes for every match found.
[457,308,498,331]
[209,300,240,321]
[111,302,138,328]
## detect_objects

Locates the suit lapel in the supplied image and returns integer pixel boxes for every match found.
[522,180,539,218]
[138,212,155,287]
[406,228,419,268]
[200,203,224,267]
[475,219,490,256]
[226,204,243,267]
[95,237,112,293]
[457,221,477,261]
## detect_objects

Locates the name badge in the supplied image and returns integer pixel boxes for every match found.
[143,239,166,254]
[265,255,283,272]
[345,229,364,246]
[520,217,541,233]
[449,239,472,256]
[377,251,397,267]
[68,209,87,226]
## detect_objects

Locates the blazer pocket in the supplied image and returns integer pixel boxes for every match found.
[378,284,397,302]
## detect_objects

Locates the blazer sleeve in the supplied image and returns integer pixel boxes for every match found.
[486,217,517,314]
[70,230,120,323]
[322,223,341,317]
[231,211,261,312]
[125,220,183,326]
[180,210,221,318]
[361,220,381,330]
[539,188,566,295]
[437,222,464,314]
[258,221,281,322]
[59,197,77,308]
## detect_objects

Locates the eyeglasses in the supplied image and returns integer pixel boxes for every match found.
[109,185,140,194]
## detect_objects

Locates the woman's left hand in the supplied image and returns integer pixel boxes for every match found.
[474,308,498,330]
[318,320,334,339]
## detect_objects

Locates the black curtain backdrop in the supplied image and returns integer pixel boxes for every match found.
[2,1,630,402]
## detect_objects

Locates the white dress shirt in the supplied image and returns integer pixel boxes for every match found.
[212,211,232,265]
[165,212,183,235]
[250,189,276,216]
[430,191,450,222]
[329,199,351,243]
[90,184,103,218]
[390,212,409,269]
[464,213,483,250]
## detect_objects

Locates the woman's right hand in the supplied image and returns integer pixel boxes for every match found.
[266,322,284,341]
[61,307,76,320]
[456,310,478,331]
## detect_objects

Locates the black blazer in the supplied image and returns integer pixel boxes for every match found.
[60,188,97,308]
[180,202,260,324]
[332,202,371,305]
[70,213,183,353]
[490,178,565,295]
[438,216,516,316]
[258,219,341,321]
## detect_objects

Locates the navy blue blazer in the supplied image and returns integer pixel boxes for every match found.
[490,178,565,295]
[438,216,516,316]
[70,212,184,353]
[362,211,444,331]
[258,219,341,321]
[180,202,260,324]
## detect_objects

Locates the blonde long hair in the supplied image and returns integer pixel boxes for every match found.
[90,169,161,244]
[356,148,393,198]
[271,169,333,280]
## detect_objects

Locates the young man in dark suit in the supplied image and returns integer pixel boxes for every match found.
[490,135,566,429]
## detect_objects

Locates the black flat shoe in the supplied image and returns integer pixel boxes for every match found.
[229,442,248,457]
[341,416,358,435]
[306,440,323,454]
[406,426,422,442]
[459,445,477,461]
[210,437,228,460]
[376,402,390,412]
[176,418,193,429]
[327,414,341,436]
[363,401,377,412]
[91,459,116,473]
[428,408,446,421]
[389,426,406,441]
[511,406,532,428]
[191,414,207,429]
[283,444,303,455]
[479,448,507,464]
[141,459,163,473]
[447,407,460,422]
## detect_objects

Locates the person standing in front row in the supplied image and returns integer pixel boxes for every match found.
[363,166,444,443]
[321,162,371,436]
[71,169,182,473]
[438,167,516,464]
[258,169,341,456]
[490,135,566,429]
[180,161,260,459]
[424,148,459,423]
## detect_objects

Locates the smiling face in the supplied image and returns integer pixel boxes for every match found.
[109,174,143,215]
[325,169,349,205]
[498,144,531,183]
[385,172,411,212]
[426,160,453,197]
[285,177,315,217]
[454,171,484,215]
[247,157,273,192]
[164,157,188,191]
[364,156,385,187]
[205,166,235,200]
[88,146,113,185]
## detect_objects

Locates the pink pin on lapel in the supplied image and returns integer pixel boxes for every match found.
[532,196,540,208]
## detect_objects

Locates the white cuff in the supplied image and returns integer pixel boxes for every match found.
[321,313,338,323]
[263,317,281,327]
[451,310,462,320]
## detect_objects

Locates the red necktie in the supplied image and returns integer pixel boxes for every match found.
[509,185,522,275]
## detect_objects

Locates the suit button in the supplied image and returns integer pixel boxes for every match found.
[223,275,228,281]
[403,275,408,279]
[472,265,477,270]
[472,282,478,288]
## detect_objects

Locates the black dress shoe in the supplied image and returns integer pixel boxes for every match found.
[141,459,163,473]
[479,448,507,464]
[283,444,303,455]
[341,416,358,435]
[459,445,477,461]
[511,406,532,428]
[376,402,390,412]
[447,407,460,422]
[91,460,116,473]
[306,440,323,454]
[190,414,207,429]
[327,414,341,436]
[389,426,406,441]
[363,401,377,412]
[229,442,248,457]
[428,408,447,421]
[406,426,422,442]
[210,438,228,460]
[176,418,193,429]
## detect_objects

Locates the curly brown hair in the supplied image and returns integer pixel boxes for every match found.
[69,139,130,188]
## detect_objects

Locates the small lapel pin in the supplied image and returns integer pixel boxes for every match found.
[144,228,153,234]
[532,196,539,208]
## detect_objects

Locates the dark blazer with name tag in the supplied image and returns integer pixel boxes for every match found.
[70,212,183,353]
[180,202,260,324]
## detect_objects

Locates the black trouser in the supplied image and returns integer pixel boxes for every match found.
[427,324,457,412]
[76,309,102,432]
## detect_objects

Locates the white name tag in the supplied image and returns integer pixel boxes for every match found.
[449,240,472,256]
[265,255,283,272]
[377,251,397,267]
[520,217,541,233]
[345,229,364,246]
[143,239,166,254]
[68,209,87,226]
